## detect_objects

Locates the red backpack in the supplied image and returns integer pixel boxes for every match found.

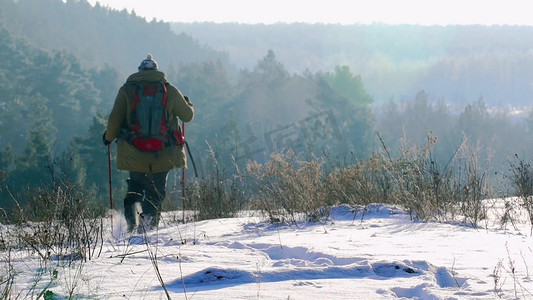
[127,81,184,152]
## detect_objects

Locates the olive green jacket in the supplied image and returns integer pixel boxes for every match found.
[105,70,194,173]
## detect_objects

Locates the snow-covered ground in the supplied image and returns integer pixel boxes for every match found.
[3,201,533,299]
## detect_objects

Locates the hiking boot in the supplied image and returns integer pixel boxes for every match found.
[124,193,141,232]
[137,213,157,234]
[141,198,161,229]
[125,177,145,232]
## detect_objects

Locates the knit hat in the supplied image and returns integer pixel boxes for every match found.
[138,54,158,71]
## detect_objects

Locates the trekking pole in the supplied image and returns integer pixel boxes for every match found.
[184,141,198,177]
[181,121,198,221]
[181,121,188,221]
[107,144,114,232]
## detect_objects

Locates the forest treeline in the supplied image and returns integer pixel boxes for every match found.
[0,0,226,77]
[1,0,533,215]
[172,22,533,107]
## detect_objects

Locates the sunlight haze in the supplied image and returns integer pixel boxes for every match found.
[88,0,533,25]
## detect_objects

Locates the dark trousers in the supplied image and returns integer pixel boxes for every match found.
[123,171,168,230]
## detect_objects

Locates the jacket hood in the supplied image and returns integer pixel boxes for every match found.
[126,70,168,83]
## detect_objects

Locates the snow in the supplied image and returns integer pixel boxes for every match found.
[3,202,533,299]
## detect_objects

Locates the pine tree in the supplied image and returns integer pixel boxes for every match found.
[65,110,126,206]
[315,65,375,158]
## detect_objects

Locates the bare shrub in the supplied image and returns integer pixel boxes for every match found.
[323,133,491,226]
[453,138,491,227]
[0,248,15,300]
[508,154,533,234]
[247,150,328,224]
[326,134,458,222]
[387,135,491,225]
[0,181,105,299]
[493,259,504,298]
[179,132,493,227]
[326,154,394,206]
[9,181,104,262]
[492,243,533,299]
[383,135,454,221]
[186,145,246,221]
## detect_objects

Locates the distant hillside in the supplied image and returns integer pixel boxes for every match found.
[0,0,227,77]
[171,22,533,106]
[2,0,533,107]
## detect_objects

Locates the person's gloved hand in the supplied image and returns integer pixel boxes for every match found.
[102,132,111,146]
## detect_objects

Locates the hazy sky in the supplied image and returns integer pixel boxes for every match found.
[87,0,533,25]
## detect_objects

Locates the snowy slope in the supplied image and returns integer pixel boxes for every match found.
[4,202,533,299]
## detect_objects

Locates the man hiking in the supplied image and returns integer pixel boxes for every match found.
[103,54,194,232]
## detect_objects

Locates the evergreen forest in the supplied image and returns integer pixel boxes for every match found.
[1,0,533,219]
